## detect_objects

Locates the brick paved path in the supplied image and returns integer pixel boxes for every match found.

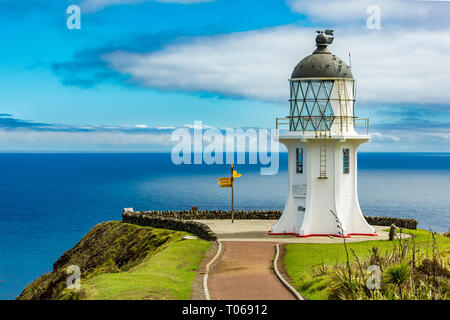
[208,241,296,300]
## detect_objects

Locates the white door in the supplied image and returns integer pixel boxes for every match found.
[295,196,306,227]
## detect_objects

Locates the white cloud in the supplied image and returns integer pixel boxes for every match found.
[1,123,448,152]
[364,126,450,151]
[184,123,213,129]
[102,25,450,104]
[0,116,448,152]
[81,0,213,13]
[0,129,174,151]
[371,132,401,142]
[0,124,273,152]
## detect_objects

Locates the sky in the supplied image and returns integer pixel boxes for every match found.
[0,0,450,152]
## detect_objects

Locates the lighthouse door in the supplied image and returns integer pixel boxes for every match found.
[294,196,306,227]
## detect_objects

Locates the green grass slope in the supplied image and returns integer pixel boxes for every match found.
[83,237,210,300]
[17,221,211,300]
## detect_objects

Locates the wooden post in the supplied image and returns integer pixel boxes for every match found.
[231,164,234,223]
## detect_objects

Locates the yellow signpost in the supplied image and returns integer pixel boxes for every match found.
[217,177,232,185]
[217,164,241,223]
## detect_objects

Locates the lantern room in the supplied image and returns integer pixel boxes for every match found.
[278,30,367,137]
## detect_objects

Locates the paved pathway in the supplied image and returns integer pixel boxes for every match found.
[203,220,407,300]
[208,241,296,300]
[194,220,408,243]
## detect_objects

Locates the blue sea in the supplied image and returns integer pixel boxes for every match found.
[0,152,449,299]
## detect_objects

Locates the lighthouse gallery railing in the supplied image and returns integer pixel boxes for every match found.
[276,116,369,136]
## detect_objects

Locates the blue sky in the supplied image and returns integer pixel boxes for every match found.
[1,0,450,152]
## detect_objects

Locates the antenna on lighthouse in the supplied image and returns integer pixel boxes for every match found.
[349,52,352,69]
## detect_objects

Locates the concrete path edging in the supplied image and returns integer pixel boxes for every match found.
[203,240,223,300]
[273,243,304,300]
[203,240,302,300]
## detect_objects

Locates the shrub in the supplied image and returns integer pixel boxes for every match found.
[327,233,449,300]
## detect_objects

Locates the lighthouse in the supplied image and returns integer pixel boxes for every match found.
[270,30,376,238]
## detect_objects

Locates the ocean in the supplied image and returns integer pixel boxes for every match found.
[0,152,449,299]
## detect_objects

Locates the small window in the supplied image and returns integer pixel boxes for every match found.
[343,149,350,174]
[296,148,303,173]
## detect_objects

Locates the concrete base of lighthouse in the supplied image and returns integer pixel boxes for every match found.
[269,133,376,238]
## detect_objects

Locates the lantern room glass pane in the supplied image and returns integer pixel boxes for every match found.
[324,101,333,116]
[291,80,335,104]
[300,102,308,117]
[324,81,334,96]
[305,100,315,115]
[317,101,327,114]
[311,102,321,117]
[291,81,300,100]
[304,83,315,100]
[289,79,355,132]
[300,81,309,98]
[316,83,328,99]
[311,81,321,98]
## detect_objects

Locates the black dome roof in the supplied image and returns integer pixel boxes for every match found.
[291,32,353,79]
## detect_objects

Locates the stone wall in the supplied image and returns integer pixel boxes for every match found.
[122,209,217,241]
[122,208,418,236]
[129,209,283,220]
[363,215,418,230]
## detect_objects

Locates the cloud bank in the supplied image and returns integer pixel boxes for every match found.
[0,114,449,152]
[287,0,450,27]
[102,26,450,104]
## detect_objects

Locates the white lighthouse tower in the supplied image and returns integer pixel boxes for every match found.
[270,30,376,238]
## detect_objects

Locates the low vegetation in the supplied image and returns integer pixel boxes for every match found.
[17,221,211,300]
[284,228,449,300]
[82,236,210,300]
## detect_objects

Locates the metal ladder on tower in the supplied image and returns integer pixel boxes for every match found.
[318,137,327,179]
[337,79,348,134]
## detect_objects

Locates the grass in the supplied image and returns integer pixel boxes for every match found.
[283,229,450,300]
[81,236,211,300]
[18,221,211,300]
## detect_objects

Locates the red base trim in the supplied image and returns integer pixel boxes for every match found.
[267,232,298,236]
[297,233,350,238]
[348,233,378,237]
[268,231,378,238]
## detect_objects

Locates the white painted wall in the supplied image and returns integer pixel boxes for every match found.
[270,134,375,237]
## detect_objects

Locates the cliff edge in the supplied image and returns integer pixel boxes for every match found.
[17,221,210,300]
